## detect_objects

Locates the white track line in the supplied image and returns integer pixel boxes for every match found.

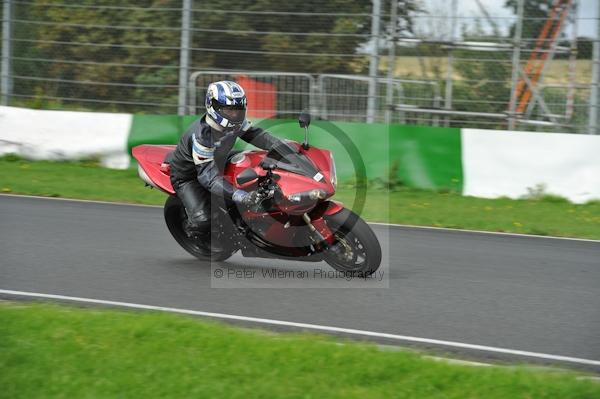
[2,193,598,243]
[368,222,600,243]
[0,193,162,208]
[425,356,492,367]
[1,289,599,367]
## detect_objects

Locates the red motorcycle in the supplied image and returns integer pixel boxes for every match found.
[132,113,381,276]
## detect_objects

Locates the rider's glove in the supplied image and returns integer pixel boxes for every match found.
[233,189,264,208]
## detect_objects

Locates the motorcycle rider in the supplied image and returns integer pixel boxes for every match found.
[168,80,281,243]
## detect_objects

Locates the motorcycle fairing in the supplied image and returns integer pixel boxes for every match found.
[132,145,176,194]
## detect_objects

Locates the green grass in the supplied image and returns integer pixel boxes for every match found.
[0,301,598,399]
[351,189,600,240]
[0,156,166,205]
[1,155,599,240]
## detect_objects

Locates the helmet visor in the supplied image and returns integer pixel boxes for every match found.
[221,106,246,123]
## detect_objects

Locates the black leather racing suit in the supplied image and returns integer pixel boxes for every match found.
[168,115,281,230]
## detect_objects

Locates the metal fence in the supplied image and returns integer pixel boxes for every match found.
[317,74,441,125]
[0,0,598,134]
[187,71,441,126]
[188,71,316,118]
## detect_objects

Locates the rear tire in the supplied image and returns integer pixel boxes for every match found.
[323,208,382,276]
[164,195,234,262]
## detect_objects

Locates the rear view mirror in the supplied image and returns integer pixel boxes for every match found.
[236,168,259,185]
[299,111,311,128]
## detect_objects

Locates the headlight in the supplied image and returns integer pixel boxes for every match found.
[287,189,327,203]
[330,153,337,188]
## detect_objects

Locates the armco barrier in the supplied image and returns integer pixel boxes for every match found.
[462,129,600,204]
[0,105,131,169]
[1,106,599,203]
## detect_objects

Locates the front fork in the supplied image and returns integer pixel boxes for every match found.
[302,213,335,246]
[303,200,345,248]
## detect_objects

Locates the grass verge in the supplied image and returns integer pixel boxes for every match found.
[1,155,599,239]
[1,301,598,399]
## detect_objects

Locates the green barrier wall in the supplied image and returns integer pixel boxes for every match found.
[128,115,462,191]
[390,125,463,191]
[128,115,196,148]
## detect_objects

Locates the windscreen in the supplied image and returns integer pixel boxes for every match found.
[260,141,320,178]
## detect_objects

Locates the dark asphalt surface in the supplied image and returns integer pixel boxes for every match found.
[1,195,599,368]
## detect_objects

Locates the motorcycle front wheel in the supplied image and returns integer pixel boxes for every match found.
[164,195,234,262]
[323,208,382,276]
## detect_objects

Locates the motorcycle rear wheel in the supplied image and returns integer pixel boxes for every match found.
[323,208,382,276]
[164,195,234,262]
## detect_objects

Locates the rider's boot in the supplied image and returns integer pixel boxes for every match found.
[185,220,226,253]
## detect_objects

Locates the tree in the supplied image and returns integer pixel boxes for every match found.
[452,23,511,128]
[15,0,420,112]
[505,0,558,41]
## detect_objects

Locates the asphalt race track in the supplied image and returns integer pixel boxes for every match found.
[1,195,599,370]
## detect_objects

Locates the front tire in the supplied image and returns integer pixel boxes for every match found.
[323,208,382,276]
[164,195,234,262]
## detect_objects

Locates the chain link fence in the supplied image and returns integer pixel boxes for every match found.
[1,0,598,133]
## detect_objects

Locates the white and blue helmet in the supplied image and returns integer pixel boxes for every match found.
[205,80,247,133]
